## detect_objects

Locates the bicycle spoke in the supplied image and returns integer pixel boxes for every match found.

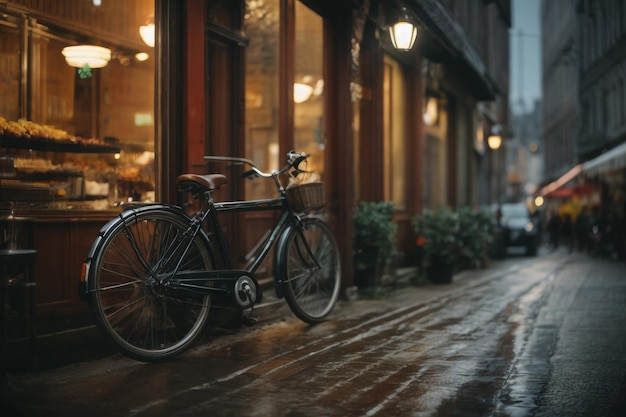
[104,238,151,278]
[102,293,148,321]
[88,208,213,361]
[281,218,341,323]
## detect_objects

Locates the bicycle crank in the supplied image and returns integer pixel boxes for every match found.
[234,275,259,309]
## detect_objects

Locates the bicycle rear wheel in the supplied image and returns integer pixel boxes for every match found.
[279,217,341,323]
[86,207,214,362]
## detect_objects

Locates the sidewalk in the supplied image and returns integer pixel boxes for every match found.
[1,253,555,417]
[3,256,524,375]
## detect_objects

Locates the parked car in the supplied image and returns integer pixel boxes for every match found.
[499,203,540,256]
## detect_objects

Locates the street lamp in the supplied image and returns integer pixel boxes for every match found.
[389,8,418,51]
[488,124,504,205]
[487,124,503,150]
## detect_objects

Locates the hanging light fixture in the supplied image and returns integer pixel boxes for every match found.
[62,45,111,68]
[389,8,418,51]
[139,16,155,48]
[135,52,149,62]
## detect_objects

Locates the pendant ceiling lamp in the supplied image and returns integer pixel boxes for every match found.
[62,45,111,68]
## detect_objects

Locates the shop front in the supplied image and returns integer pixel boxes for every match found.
[1,0,507,328]
[0,0,156,319]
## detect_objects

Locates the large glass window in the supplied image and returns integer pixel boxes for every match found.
[294,1,324,176]
[383,55,406,209]
[244,0,280,200]
[0,1,155,209]
[0,19,20,122]
[423,108,448,209]
[244,0,324,200]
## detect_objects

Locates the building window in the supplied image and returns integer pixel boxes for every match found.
[0,1,155,209]
[244,0,280,200]
[294,1,325,176]
[244,0,325,200]
[382,55,407,210]
[0,19,19,121]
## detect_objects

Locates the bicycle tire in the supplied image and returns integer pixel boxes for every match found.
[86,207,213,362]
[278,217,341,323]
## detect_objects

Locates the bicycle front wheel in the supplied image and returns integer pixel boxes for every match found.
[86,207,214,362]
[279,217,341,323]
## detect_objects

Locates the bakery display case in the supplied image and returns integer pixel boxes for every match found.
[0,117,120,211]
[0,0,156,317]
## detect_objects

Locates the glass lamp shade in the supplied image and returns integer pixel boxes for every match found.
[389,20,417,50]
[487,134,502,150]
[62,45,111,68]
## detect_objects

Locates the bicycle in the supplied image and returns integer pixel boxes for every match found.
[80,151,341,362]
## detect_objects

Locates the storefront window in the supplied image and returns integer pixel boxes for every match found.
[0,1,155,210]
[0,19,20,122]
[244,0,280,200]
[383,55,406,210]
[244,0,324,198]
[294,1,324,176]
[423,108,448,209]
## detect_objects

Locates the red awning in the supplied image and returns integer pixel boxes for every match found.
[545,183,597,199]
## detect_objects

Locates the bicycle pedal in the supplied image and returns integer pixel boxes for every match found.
[243,316,258,326]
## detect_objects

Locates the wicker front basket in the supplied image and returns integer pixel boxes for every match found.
[286,182,325,213]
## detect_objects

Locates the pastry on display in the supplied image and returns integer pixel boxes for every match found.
[0,116,106,146]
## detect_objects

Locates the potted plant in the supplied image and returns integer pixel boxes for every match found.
[411,207,460,284]
[353,201,398,288]
[457,206,495,268]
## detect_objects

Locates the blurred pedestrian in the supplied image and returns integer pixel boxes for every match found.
[561,214,574,253]
[575,206,593,252]
[547,210,561,250]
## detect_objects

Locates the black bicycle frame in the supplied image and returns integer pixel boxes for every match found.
[166,195,299,296]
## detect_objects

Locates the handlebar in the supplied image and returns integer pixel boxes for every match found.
[203,150,310,180]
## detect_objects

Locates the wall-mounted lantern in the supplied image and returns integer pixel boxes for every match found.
[389,8,418,50]
[488,124,503,150]
[423,96,438,125]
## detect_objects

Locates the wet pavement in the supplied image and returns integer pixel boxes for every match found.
[2,247,626,416]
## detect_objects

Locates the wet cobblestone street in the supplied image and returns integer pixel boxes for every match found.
[3,249,626,416]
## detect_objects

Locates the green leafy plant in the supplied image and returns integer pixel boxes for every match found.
[411,207,460,265]
[457,206,494,267]
[353,201,398,267]
[412,206,495,268]
[78,64,92,79]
